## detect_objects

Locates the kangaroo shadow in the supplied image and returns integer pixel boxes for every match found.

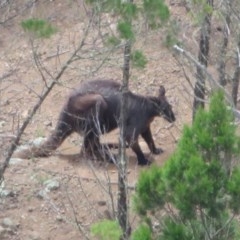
[55,149,154,169]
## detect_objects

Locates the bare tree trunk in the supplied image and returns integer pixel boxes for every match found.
[118,38,131,240]
[192,0,213,120]
[232,37,240,106]
[218,9,231,86]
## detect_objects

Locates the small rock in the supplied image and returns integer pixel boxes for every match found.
[44,179,60,191]
[28,231,42,240]
[2,100,10,106]
[56,215,64,222]
[22,110,30,118]
[0,189,15,198]
[28,207,34,212]
[15,145,29,153]
[9,158,23,165]
[2,218,13,228]
[31,137,46,147]
[36,189,47,199]
[0,121,6,129]
[0,225,6,238]
[97,200,106,206]
[2,218,19,231]
[44,121,52,127]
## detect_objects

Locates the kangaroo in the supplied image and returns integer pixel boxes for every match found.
[16,79,175,165]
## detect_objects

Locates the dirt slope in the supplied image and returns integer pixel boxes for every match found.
[0,1,192,239]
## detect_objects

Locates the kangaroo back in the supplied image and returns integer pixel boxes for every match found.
[15,79,175,165]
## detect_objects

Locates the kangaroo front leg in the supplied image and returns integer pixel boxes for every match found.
[127,139,150,165]
[141,127,163,155]
[131,141,151,165]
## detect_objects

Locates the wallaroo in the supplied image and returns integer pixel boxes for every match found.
[16,79,175,165]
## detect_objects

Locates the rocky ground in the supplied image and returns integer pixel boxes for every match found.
[0,1,192,239]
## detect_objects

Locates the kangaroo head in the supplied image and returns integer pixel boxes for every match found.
[158,86,175,123]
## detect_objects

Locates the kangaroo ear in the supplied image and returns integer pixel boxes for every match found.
[159,86,166,97]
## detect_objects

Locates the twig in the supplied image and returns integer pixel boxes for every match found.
[65,182,91,240]
[44,50,70,60]
[0,69,19,81]
[173,44,234,107]
[0,13,94,184]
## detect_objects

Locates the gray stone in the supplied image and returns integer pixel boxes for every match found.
[0,225,6,238]
[28,231,42,240]
[36,189,47,199]
[97,200,106,206]
[2,218,13,228]
[0,121,6,129]
[2,217,19,230]
[15,137,47,154]
[44,121,52,127]
[28,207,34,212]
[0,189,15,198]
[15,145,29,153]
[9,158,23,165]
[44,179,60,191]
[56,215,64,222]
[31,137,46,147]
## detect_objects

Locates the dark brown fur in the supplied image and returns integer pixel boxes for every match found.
[19,80,175,165]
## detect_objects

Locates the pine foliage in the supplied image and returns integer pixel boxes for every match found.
[21,18,57,38]
[133,91,240,239]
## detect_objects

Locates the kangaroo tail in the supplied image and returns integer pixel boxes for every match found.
[13,137,54,159]
[14,112,73,159]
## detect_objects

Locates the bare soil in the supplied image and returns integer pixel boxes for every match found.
[0,1,192,239]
